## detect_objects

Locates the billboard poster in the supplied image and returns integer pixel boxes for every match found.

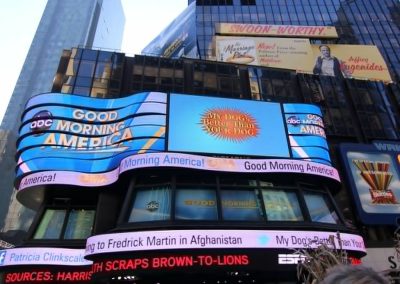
[310,44,392,83]
[141,2,197,58]
[214,36,392,83]
[339,141,400,225]
[215,36,315,72]
[216,23,338,38]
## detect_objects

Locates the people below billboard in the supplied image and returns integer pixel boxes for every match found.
[313,45,349,79]
[321,264,389,284]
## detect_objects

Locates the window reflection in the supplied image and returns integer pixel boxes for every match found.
[221,189,262,220]
[175,188,217,220]
[64,209,95,239]
[33,208,95,240]
[304,192,339,224]
[34,209,65,239]
[262,190,303,221]
[129,187,171,222]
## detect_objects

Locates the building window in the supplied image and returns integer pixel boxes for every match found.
[175,187,218,220]
[241,0,256,5]
[220,189,262,220]
[64,209,96,239]
[33,208,95,240]
[197,0,233,5]
[261,189,303,221]
[124,175,341,225]
[304,192,339,224]
[128,187,172,222]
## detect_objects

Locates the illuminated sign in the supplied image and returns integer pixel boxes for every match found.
[168,94,329,162]
[216,23,338,38]
[84,229,365,257]
[18,153,340,191]
[4,269,92,283]
[340,142,400,225]
[91,254,249,274]
[168,94,289,157]
[16,92,334,200]
[278,254,305,264]
[0,247,91,267]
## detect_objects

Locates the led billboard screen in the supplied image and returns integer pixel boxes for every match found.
[168,93,289,157]
[340,141,400,225]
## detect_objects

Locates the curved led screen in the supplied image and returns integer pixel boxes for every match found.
[16,92,337,196]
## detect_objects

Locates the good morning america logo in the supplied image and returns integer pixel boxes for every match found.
[286,114,324,127]
[29,109,133,149]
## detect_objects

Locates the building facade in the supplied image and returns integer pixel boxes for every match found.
[144,0,400,240]
[0,0,125,242]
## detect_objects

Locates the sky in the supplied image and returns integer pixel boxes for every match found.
[0,0,188,123]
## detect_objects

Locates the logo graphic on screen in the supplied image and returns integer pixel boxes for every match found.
[352,159,397,204]
[29,110,53,135]
[278,254,306,264]
[200,108,259,141]
[146,201,160,212]
[286,116,301,126]
[0,251,6,265]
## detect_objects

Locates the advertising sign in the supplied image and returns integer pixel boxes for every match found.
[339,141,400,225]
[215,36,392,82]
[84,229,365,257]
[16,92,336,199]
[0,248,91,267]
[215,36,315,72]
[18,153,340,192]
[0,247,92,283]
[142,2,197,58]
[310,44,392,83]
[168,93,289,157]
[16,92,167,180]
[216,23,338,38]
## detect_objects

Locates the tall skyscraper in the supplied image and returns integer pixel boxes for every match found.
[0,0,125,241]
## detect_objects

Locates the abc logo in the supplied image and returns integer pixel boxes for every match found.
[146,201,159,212]
[286,115,301,126]
[30,111,53,134]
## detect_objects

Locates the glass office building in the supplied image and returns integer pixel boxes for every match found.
[0,0,125,244]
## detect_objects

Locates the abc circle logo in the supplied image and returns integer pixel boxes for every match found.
[30,111,53,135]
[146,201,159,212]
[286,115,301,126]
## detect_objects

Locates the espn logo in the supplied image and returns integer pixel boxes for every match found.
[278,254,305,265]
